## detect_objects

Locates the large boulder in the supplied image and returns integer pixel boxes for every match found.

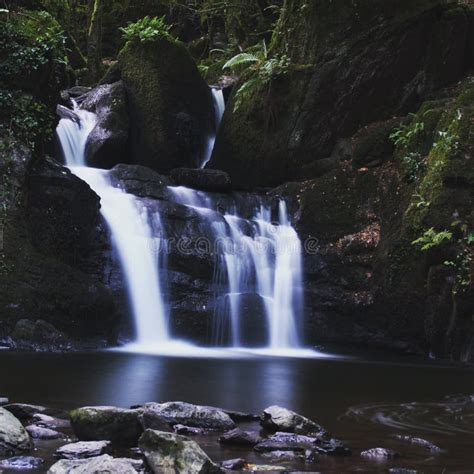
[209,0,472,189]
[48,454,138,474]
[0,407,32,455]
[140,401,236,432]
[119,37,214,173]
[70,407,143,446]
[260,406,326,436]
[138,429,223,474]
[80,81,130,169]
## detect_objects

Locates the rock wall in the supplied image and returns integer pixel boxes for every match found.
[209,0,473,189]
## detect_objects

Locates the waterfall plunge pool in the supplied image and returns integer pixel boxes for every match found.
[0,350,472,473]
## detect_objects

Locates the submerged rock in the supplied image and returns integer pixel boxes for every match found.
[26,425,63,440]
[138,429,223,473]
[394,434,442,453]
[0,456,44,470]
[141,401,236,431]
[170,168,232,192]
[314,438,352,456]
[173,424,205,436]
[56,441,111,460]
[361,447,400,459]
[70,406,143,446]
[260,406,326,436]
[0,407,32,455]
[48,454,138,474]
[219,428,261,447]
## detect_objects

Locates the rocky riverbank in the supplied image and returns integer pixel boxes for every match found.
[0,398,453,473]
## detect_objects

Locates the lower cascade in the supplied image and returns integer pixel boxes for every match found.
[56,101,305,354]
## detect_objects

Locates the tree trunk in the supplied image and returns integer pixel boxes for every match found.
[87,0,102,84]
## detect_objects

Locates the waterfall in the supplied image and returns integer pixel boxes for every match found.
[200,87,226,169]
[56,100,309,356]
[169,187,304,349]
[56,105,170,347]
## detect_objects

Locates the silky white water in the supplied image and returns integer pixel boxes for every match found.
[56,102,316,357]
[201,87,226,168]
[57,106,169,346]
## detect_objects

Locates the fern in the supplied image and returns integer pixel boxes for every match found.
[233,77,262,112]
[412,228,453,252]
[223,53,260,72]
[120,16,172,43]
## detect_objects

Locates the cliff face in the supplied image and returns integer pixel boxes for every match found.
[209,0,473,189]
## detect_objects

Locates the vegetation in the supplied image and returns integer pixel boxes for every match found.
[120,15,173,43]
[412,228,452,251]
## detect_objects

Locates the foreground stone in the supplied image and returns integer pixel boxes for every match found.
[219,428,261,447]
[170,168,232,192]
[56,441,111,460]
[32,413,70,430]
[48,454,138,473]
[0,408,32,455]
[221,458,246,470]
[0,456,44,470]
[26,424,63,440]
[394,434,442,453]
[3,403,47,422]
[139,429,223,474]
[361,447,400,459]
[141,401,235,431]
[0,398,9,406]
[260,406,326,436]
[70,406,142,446]
[254,432,318,453]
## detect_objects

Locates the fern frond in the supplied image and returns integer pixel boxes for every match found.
[223,53,259,72]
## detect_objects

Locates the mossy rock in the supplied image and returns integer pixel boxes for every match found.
[118,37,214,173]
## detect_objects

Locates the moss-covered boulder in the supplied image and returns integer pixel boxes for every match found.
[118,37,214,173]
[70,406,143,447]
[209,0,472,189]
[0,407,32,455]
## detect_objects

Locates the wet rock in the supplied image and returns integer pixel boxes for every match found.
[56,104,80,124]
[245,465,286,472]
[254,432,319,453]
[261,450,306,462]
[81,81,130,169]
[361,447,400,459]
[394,434,442,453]
[0,398,8,406]
[0,407,32,455]
[221,458,246,470]
[314,438,352,456]
[141,401,235,431]
[3,403,47,422]
[173,424,205,435]
[32,413,70,430]
[56,440,111,460]
[48,454,138,473]
[170,168,232,192]
[70,406,143,446]
[223,409,259,422]
[260,406,326,436]
[138,429,223,473]
[26,425,63,440]
[219,428,261,447]
[389,469,419,474]
[109,164,172,200]
[0,456,44,470]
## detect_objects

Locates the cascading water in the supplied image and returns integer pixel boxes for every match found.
[169,187,304,349]
[201,87,226,168]
[56,105,170,347]
[55,99,315,357]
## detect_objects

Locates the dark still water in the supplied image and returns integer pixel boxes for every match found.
[0,350,473,472]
